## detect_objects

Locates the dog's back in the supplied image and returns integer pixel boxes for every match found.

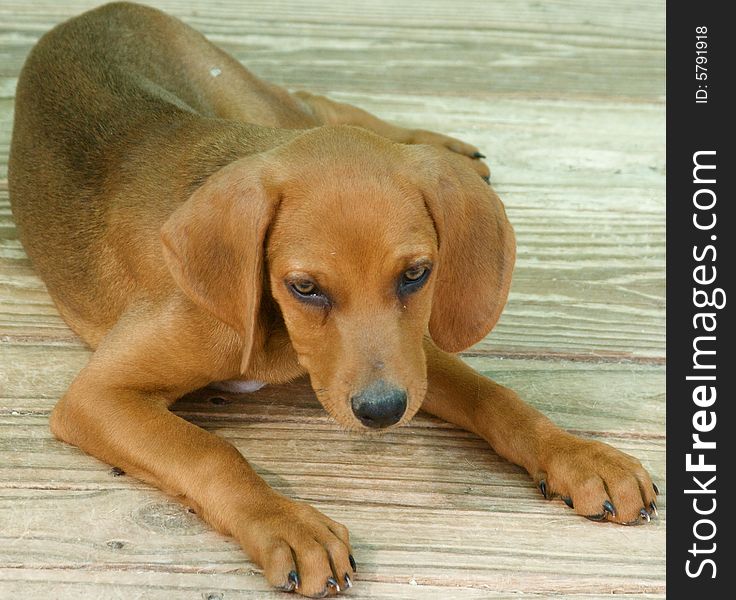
[8,2,303,344]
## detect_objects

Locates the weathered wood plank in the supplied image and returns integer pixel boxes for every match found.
[0,485,664,596]
[0,394,665,597]
[0,411,665,494]
[1,343,665,439]
[0,360,666,593]
[0,568,667,600]
[0,0,664,101]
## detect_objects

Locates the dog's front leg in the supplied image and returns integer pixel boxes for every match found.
[49,316,354,598]
[421,339,658,524]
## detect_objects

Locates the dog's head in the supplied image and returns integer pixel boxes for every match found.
[161,126,514,431]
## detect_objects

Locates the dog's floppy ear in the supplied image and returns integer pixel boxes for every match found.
[160,156,279,373]
[407,147,516,353]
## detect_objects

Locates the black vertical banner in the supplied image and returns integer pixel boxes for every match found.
[667,0,734,594]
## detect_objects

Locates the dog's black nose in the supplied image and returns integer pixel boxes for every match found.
[351,380,407,429]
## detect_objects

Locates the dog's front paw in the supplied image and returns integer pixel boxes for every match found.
[535,433,659,525]
[236,497,355,597]
[407,128,491,182]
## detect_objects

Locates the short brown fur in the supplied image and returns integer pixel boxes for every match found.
[9,3,657,597]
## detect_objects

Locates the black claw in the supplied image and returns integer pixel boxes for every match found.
[327,576,340,592]
[472,151,487,159]
[640,508,651,522]
[288,570,299,590]
[111,466,125,477]
[538,480,548,499]
[585,512,607,522]
[650,501,658,516]
[349,554,357,572]
[562,496,574,509]
[481,174,491,185]
[344,573,353,589]
[603,500,616,517]
[653,483,660,495]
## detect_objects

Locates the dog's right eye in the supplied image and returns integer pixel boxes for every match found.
[287,279,330,308]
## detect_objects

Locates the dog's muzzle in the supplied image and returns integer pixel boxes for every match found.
[350,380,407,428]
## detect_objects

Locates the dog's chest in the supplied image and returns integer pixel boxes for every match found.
[209,380,266,394]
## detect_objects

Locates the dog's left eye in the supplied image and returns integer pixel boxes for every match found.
[291,280,316,295]
[399,265,431,294]
[404,265,427,281]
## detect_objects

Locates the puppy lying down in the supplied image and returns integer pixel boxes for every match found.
[9,3,658,597]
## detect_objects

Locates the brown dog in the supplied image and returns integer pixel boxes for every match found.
[9,2,657,597]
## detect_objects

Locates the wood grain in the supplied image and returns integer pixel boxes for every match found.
[0,569,667,600]
[0,426,664,594]
[0,0,665,597]
[2,344,665,437]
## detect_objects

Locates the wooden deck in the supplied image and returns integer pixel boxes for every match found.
[0,1,665,598]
